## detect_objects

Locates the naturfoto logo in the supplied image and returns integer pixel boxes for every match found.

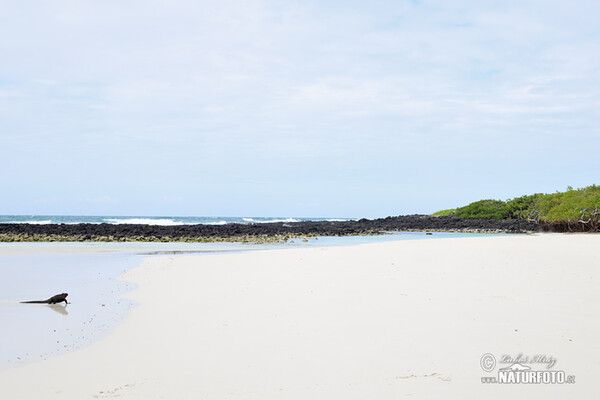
[480,353,575,384]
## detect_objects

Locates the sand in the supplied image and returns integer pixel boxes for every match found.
[1,233,599,398]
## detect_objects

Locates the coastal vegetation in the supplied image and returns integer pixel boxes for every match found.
[435,185,600,231]
[431,208,456,216]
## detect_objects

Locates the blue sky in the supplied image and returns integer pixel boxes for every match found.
[1,0,599,217]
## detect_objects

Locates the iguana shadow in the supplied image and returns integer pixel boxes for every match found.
[48,304,68,315]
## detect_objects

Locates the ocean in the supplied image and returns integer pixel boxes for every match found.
[0,215,352,226]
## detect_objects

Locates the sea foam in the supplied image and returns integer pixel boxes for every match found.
[103,218,185,226]
[203,221,228,226]
[243,218,300,223]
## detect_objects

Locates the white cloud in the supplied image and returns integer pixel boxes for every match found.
[72,196,119,205]
[1,0,599,215]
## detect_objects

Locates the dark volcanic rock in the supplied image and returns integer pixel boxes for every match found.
[0,215,539,242]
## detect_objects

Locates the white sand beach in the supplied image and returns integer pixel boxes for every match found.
[1,234,599,399]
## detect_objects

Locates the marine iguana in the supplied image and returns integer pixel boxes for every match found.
[21,293,68,305]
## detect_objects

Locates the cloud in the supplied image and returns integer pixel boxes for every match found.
[72,196,119,205]
[1,0,599,215]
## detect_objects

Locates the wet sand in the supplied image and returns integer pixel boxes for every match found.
[0,234,598,398]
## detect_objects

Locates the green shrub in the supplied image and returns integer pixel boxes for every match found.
[432,208,456,216]
[448,185,600,223]
[505,193,544,220]
[456,199,508,220]
[535,185,600,223]
[432,184,600,225]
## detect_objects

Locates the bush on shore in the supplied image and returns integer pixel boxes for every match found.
[431,208,456,216]
[455,200,508,220]
[434,185,600,227]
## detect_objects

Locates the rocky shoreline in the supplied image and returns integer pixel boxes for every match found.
[0,215,539,243]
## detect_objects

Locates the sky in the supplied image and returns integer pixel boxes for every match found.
[1,0,599,218]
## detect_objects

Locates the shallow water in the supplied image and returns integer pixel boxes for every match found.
[0,252,140,370]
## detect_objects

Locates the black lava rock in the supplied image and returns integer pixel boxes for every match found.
[0,215,539,242]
